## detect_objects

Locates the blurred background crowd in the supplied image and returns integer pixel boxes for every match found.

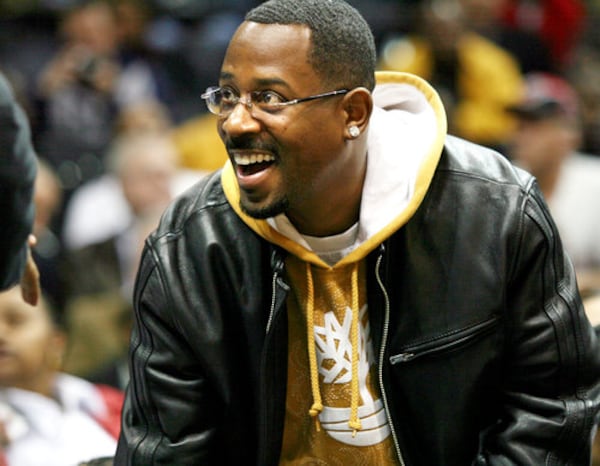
[1,0,600,463]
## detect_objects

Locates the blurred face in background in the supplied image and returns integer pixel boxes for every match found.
[116,135,178,218]
[509,115,579,179]
[115,99,173,135]
[62,1,119,56]
[0,288,65,396]
[421,0,465,55]
[459,0,506,30]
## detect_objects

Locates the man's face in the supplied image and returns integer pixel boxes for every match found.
[120,139,176,217]
[217,22,351,222]
[0,288,64,390]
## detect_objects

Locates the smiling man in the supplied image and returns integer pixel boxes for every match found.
[115,1,600,465]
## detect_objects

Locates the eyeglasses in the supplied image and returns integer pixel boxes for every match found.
[201,86,349,117]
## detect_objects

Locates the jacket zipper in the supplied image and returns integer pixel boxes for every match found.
[375,247,406,466]
[259,252,289,466]
[266,250,288,334]
[265,270,278,334]
[389,316,499,365]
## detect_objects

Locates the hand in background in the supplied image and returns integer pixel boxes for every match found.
[20,235,40,306]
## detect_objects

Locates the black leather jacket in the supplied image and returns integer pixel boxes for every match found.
[116,136,600,466]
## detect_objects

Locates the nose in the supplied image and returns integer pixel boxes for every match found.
[221,99,262,137]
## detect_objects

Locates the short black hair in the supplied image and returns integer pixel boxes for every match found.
[245,0,376,91]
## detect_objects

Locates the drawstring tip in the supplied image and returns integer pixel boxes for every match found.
[309,403,323,433]
[348,419,362,437]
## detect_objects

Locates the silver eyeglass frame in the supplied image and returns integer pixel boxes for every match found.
[201,86,349,117]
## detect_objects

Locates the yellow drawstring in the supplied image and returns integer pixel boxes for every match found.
[306,262,323,431]
[305,261,363,436]
[348,261,362,436]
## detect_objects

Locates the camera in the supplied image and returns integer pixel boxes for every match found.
[75,55,100,86]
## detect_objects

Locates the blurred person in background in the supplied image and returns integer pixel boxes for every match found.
[64,132,178,297]
[114,98,172,136]
[33,0,179,237]
[110,0,177,116]
[0,287,123,466]
[61,98,197,251]
[35,0,121,194]
[458,0,554,73]
[506,72,600,324]
[567,45,600,155]
[61,132,180,378]
[500,0,586,72]
[86,301,133,392]
[378,0,524,151]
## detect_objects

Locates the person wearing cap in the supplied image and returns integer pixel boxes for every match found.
[0,72,40,306]
[507,72,600,327]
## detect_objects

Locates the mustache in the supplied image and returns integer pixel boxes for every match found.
[225,135,277,154]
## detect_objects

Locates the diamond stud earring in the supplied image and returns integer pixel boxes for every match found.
[349,125,360,138]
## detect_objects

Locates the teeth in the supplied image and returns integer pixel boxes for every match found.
[235,153,275,166]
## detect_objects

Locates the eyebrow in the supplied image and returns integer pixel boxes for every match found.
[219,72,291,90]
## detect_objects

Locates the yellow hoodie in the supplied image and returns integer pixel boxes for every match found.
[221,72,446,464]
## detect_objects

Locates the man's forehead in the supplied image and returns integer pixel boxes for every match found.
[226,21,312,60]
[221,21,316,87]
[235,20,312,39]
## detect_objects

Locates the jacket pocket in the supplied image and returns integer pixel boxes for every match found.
[389,315,500,364]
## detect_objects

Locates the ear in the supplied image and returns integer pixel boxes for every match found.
[342,87,373,139]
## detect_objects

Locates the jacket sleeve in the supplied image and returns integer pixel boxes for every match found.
[114,243,221,465]
[476,180,600,465]
[0,73,37,290]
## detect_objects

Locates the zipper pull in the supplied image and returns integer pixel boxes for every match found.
[270,248,285,274]
[389,352,416,364]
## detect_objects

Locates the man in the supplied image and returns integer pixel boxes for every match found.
[115,1,600,464]
[507,72,600,325]
[0,72,39,305]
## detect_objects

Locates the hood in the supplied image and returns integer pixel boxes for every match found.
[221,71,447,267]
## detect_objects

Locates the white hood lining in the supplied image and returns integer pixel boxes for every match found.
[269,80,442,251]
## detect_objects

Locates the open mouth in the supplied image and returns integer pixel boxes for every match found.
[234,153,276,177]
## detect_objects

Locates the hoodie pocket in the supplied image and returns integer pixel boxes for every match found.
[389,315,500,365]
